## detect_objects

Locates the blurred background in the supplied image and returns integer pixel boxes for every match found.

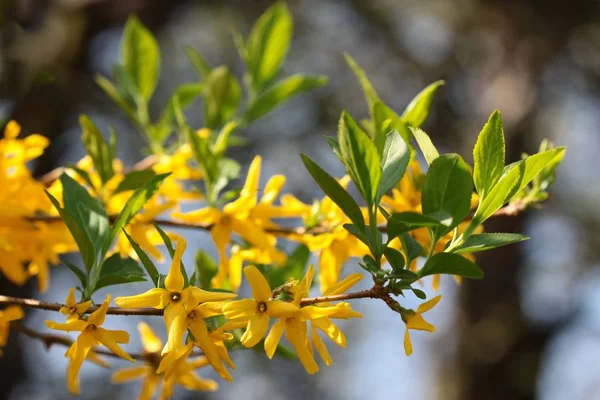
[0,0,598,399]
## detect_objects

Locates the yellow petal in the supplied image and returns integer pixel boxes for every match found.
[75,301,92,315]
[240,312,269,348]
[112,366,151,383]
[285,319,318,374]
[243,265,272,303]
[416,294,442,314]
[311,324,332,366]
[66,332,96,394]
[157,342,194,375]
[65,288,76,307]
[220,320,248,331]
[139,374,161,400]
[264,318,286,359]
[241,155,261,198]
[267,300,300,318]
[260,175,285,204]
[45,319,86,332]
[171,207,221,225]
[188,320,232,382]
[188,286,237,305]
[312,317,346,348]
[162,303,188,355]
[293,264,314,304]
[93,327,134,362]
[87,295,111,327]
[0,306,23,322]
[231,219,277,258]
[165,238,187,292]
[175,372,218,392]
[138,322,163,354]
[404,328,413,356]
[323,273,364,296]
[115,288,168,309]
[405,314,435,332]
[222,299,256,320]
[4,120,20,138]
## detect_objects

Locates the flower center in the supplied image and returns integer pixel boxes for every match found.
[220,215,232,226]
[187,310,199,320]
[85,324,97,332]
[170,292,182,302]
[257,302,267,313]
[68,307,77,314]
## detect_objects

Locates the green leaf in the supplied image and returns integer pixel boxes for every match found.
[422,154,473,239]
[121,17,160,101]
[377,130,410,201]
[59,174,110,268]
[113,169,157,194]
[246,2,293,91]
[373,102,409,148]
[155,83,205,143]
[343,223,368,247]
[95,254,146,291]
[454,233,529,254]
[154,223,188,287]
[338,111,381,204]
[399,232,423,264]
[473,110,505,199]
[213,121,241,156]
[260,244,310,289]
[64,262,87,289]
[245,74,328,122]
[184,46,211,79]
[344,54,379,113]
[324,136,343,162]
[46,191,96,273]
[410,127,439,165]
[121,229,160,286]
[473,147,566,224]
[94,75,136,122]
[301,154,365,229]
[401,81,444,128]
[212,158,241,203]
[106,173,170,254]
[67,164,96,192]
[204,66,241,129]
[80,115,115,185]
[384,247,405,272]
[387,212,450,240]
[196,250,218,290]
[418,252,483,279]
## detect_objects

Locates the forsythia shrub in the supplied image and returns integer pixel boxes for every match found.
[0,3,565,399]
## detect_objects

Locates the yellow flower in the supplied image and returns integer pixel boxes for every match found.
[227,243,274,291]
[112,322,165,400]
[59,288,92,322]
[173,156,287,288]
[186,301,235,381]
[222,265,300,347]
[152,143,203,202]
[264,266,363,374]
[45,295,134,394]
[115,237,236,355]
[0,120,49,176]
[401,295,442,356]
[0,305,23,355]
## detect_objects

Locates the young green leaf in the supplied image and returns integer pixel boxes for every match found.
[94,75,136,122]
[473,110,505,199]
[121,17,160,101]
[377,130,410,201]
[344,54,380,113]
[401,81,444,128]
[245,74,328,122]
[343,223,369,246]
[59,174,110,264]
[246,2,293,91]
[418,252,483,279]
[338,111,381,204]
[80,115,115,185]
[473,147,566,224]
[422,154,473,238]
[373,102,409,148]
[410,127,439,165]
[324,136,343,162]
[399,232,423,265]
[384,247,406,272]
[184,46,211,79]
[155,223,189,287]
[113,169,157,194]
[64,262,87,290]
[94,254,146,291]
[300,154,365,229]
[106,173,170,254]
[387,211,450,240]
[121,229,160,286]
[453,233,529,254]
[203,66,241,129]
